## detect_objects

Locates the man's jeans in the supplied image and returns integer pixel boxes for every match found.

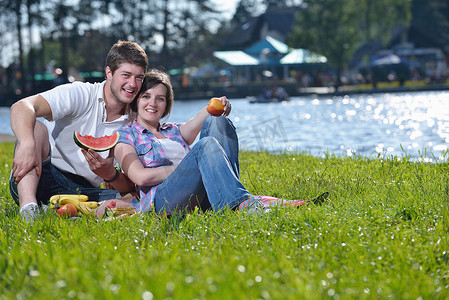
[9,158,120,206]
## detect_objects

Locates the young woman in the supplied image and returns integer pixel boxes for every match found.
[113,69,327,215]
[111,68,263,214]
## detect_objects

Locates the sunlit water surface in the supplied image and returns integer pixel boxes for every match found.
[1,90,448,162]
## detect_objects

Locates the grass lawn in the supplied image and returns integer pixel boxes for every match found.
[0,142,448,299]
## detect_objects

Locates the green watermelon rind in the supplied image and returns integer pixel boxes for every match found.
[73,130,119,152]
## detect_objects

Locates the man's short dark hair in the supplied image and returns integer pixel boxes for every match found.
[105,40,148,74]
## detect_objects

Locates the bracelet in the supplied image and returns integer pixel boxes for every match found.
[104,169,120,183]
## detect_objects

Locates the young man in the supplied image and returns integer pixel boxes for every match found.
[9,40,148,222]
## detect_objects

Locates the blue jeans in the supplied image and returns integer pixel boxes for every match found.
[153,116,250,213]
[9,158,120,206]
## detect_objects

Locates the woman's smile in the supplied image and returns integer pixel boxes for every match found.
[136,83,168,130]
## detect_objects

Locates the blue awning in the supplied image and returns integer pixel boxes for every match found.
[245,36,289,55]
[214,36,327,67]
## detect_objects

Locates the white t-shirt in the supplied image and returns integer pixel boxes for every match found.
[40,81,128,187]
[159,138,188,166]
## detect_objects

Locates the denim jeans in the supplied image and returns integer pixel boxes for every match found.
[9,158,120,206]
[153,116,250,213]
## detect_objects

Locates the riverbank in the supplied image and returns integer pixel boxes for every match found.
[174,79,449,100]
[2,80,449,104]
[0,133,15,143]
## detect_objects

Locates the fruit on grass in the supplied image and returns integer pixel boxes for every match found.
[206,97,225,116]
[73,130,119,152]
[50,194,89,203]
[57,204,78,217]
[49,194,95,216]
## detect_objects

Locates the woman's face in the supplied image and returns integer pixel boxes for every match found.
[136,83,167,129]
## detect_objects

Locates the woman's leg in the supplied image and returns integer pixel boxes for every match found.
[200,116,240,177]
[154,136,250,214]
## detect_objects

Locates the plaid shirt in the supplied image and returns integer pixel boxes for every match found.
[118,120,190,211]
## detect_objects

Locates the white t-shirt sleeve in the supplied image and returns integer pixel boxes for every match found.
[40,82,93,121]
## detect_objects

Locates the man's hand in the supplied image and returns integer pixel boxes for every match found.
[12,140,40,183]
[81,147,116,181]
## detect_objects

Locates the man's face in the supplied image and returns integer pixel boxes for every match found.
[106,63,145,105]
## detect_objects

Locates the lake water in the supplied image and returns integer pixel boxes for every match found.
[2,90,449,162]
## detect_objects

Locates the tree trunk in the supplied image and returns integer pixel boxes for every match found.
[334,66,342,92]
[27,0,36,94]
[160,0,169,68]
[61,31,69,82]
[15,2,26,95]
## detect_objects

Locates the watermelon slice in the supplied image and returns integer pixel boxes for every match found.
[73,130,119,152]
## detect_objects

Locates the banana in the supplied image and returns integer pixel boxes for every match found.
[49,194,89,203]
[83,201,100,209]
[48,194,95,216]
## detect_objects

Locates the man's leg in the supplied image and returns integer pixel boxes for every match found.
[11,121,50,221]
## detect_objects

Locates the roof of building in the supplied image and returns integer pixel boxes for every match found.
[221,7,301,51]
[280,49,327,64]
[214,36,327,67]
[212,51,259,66]
[245,36,289,55]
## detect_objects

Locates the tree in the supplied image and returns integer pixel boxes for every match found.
[1,0,26,93]
[289,0,411,90]
[26,0,45,91]
[231,0,255,25]
[409,0,449,54]
[150,0,222,70]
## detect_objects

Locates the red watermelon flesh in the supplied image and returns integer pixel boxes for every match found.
[73,130,119,152]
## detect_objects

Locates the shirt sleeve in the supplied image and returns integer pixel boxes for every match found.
[40,82,93,121]
[117,125,136,146]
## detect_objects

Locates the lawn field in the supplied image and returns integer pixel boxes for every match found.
[1,142,448,299]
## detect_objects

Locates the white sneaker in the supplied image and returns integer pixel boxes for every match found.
[241,196,271,214]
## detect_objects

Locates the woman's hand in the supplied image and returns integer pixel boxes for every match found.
[219,96,232,117]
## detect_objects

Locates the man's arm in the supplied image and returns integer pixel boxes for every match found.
[11,94,52,142]
[81,147,135,194]
[10,95,52,182]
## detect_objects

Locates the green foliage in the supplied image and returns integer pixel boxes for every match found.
[411,0,449,50]
[1,142,448,299]
[289,0,412,87]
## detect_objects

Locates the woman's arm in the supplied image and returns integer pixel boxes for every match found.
[179,108,209,145]
[180,96,231,145]
[114,142,176,187]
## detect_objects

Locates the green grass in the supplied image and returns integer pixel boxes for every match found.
[1,142,448,299]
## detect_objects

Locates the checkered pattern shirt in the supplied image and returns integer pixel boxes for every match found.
[118,120,190,211]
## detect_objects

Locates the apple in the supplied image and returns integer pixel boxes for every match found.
[206,97,225,116]
[57,204,78,217]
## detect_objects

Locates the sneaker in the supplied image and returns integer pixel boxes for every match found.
[239,196,271,214]
[20,203,41,223]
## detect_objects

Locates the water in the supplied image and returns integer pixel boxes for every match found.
[0,107,12,135]
[2,90,449,162]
